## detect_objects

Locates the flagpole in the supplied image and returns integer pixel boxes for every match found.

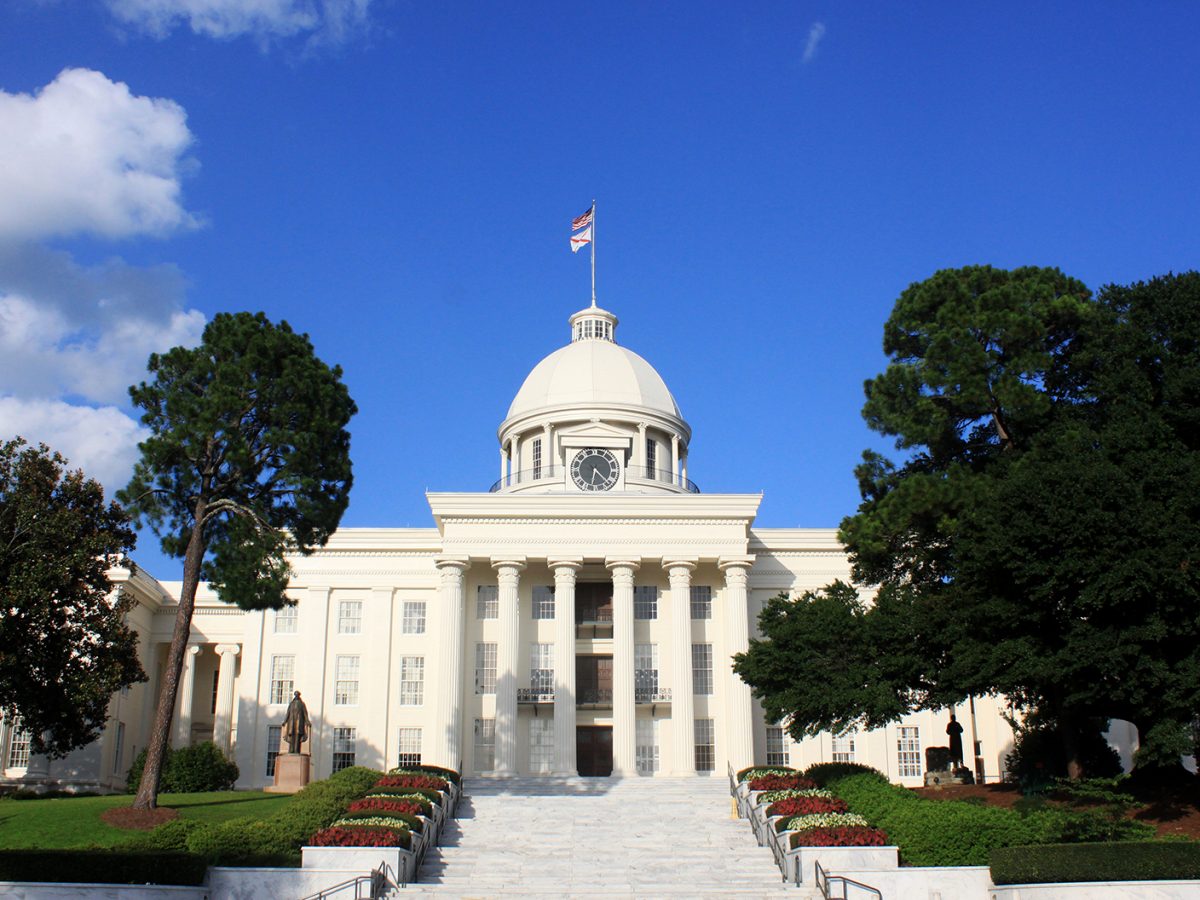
[590,198,597,308]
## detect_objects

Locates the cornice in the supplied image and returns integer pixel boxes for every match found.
[428,492,762,526]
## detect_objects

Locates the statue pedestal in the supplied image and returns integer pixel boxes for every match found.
[266,752,311,793]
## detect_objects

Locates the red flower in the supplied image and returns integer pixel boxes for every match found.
[748,774,817,792]
[347,798,424,817]
[766,796,849,818]
[789,825,889,848]
[310,826,411,848]
[375,774,448,792]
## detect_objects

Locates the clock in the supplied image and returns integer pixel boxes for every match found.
[570,448,620,492]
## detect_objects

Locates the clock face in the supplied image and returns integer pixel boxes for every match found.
[571,448,620,492]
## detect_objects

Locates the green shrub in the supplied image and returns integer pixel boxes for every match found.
[0,849,207,885]
[1006,724,1122,793]
[186,817,297,866]
[125,819,203,851]
[991,842,1200,884]
[126,741,238,793]
[803,762,885,787]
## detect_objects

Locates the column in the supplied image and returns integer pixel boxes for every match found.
[173,644,202,748]
[681,450,688,487]
[499,446,507,486]
[671,434,680,486]
[212,644,241,756]
[370,586,396,770]
[665,559,697,774]
[434,557,469,770]
[233,611,264,788]
[607,558,639,776]
[720,556,756,772]
[542,422,552,477]
[492,557,526,775]
[637,422,648,475]
[511,435,521,483]
[550,558,582,775]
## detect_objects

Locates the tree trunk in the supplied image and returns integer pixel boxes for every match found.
[131,502,207,810]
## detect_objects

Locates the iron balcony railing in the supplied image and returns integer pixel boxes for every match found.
[625,465,701,493]
[576,688,613,706]
[635,686,671,703]
[517,688,555,703]
[488,465,700,493]
[489,466,563,492]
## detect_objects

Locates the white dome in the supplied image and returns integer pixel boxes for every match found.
[506,339,682,420]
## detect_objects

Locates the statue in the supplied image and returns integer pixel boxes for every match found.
[282,691,310,754]
[946,713,965,767]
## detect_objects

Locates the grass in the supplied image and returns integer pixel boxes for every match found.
[0,791,293,849]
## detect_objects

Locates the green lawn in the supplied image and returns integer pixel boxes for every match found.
[0,791,292,849]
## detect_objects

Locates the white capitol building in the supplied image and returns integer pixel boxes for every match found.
[0,302,1025,791]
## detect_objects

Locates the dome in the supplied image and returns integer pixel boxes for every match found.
[506,339,682,420]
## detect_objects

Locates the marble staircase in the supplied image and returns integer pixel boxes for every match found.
[405,775,818,898]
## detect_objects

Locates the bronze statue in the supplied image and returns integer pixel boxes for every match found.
[283,691,310,754]
[946,713,964,767]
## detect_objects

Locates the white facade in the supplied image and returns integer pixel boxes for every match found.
[0,303,1018,791]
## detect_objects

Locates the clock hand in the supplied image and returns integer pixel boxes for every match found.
[591,467,602,484]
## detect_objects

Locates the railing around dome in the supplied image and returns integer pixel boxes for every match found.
[490,465,699,493]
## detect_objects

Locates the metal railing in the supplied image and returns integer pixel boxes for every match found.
[814,861,882,898]
[489,465,701,493]
[576,688,613,706]
[625,465,701,493]
[517,688,555,703]
[300,860,398,900]
[489,466,563,492]
[634,686,671,703]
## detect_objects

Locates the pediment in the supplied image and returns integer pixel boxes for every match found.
[555,420,635,441]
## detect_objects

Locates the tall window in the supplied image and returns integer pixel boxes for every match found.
[694,718,716,772]
[402,601,426,634]
[531,438,542,480]
[274,604,298,634]
[400,656,425,705]
[474,718,496,772]
[6,720,30,768]
[532,585,555,620]
[636,717,660,775]
[766,725,789,767]
[397,728,422,768]
[530,643,554,694]
[266,726,281,776]
[646,437,657,477]
[897,726,921,777]
[335,655,360,705]
[635,643,658,700]
[475,642,497,694]
[477,585,498,619]
[634,585,658,620]
[529,718,554,773]
[690,585,712,619]
[692,643,713,695]
[832,732,856,764]
[338,600,362,634]
[113,722,126,774]
[270,655,295,704]
[211,668,220,714]
[332,727,356,772]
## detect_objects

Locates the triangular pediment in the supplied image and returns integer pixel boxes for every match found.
[555,420,635,440]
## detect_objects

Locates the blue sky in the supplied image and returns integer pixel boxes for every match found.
[2,2,1198,580]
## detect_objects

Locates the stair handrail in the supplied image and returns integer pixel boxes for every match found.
[813,860,882,898]
[298,858,397,900]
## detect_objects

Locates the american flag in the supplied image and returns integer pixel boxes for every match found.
[572,206,594,230]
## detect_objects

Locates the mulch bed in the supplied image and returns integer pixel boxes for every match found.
[100,806,180,830]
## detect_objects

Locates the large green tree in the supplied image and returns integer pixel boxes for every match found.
[0,438,144,757]
[736,267,1200,777]
[120,311,356,809]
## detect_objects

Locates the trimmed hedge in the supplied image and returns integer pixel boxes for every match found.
[991,842,1200,885]
[0,850,208,885]
[802,761,883,787]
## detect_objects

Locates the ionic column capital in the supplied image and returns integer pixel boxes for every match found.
[605,558,640,586]
[549,557,583,584]
[663,558,697,586]
[184,643,202,659]
[215,643,241,658]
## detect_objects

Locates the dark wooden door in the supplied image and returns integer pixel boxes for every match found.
[577,656,614,705]
[575,582,614,623]
[576,726,613,777]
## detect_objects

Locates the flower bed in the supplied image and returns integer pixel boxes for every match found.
[766,796,849,818]
[737,766,797,783]
[376,773,450,792]
[748,773,817,792]
[347,797,428,818]
[789,825,889,849]
[332,811,424,833]
[757,788,833,804]
[310,825,413,849]
[776,812,870,834]
[387,764,461,786]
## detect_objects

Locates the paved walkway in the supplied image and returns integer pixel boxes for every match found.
[407,775,818,898]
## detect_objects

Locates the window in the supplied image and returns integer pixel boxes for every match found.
[113,722,126,774]
[532,585,555,620]
[636,718,660,775]
[635,643,658,700]
[211,668,220,714]
[690,585,712,619]
[338,600,362,635]
[266,725,281,776]
[6,720,30,769]
[270,655,295,705]
[634,585,658,620]
[695,718,715,772]
[530,643,554,694]
[475,643,497,694]
[529,718,554,773]
[897,726,921,777]
[646,437,657,477]
[335,655,360,705]
[832,732,856,764]
[766,725,789,767]
[474,718,495,772]
[531,438,542,480]
[274,604,298,634]
[397,728,422,768]
[401,601,426,634]
[332,727,356,772]
[477,585,498,619]
[692,643,713,695]
[399,656,425,706]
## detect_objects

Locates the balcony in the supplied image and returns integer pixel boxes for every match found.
[577,688,613,708]
[625,465,700,494]
[635,686,671,703]
[489,466,563,492]
[517,688,554,704]
[576,610,613,640]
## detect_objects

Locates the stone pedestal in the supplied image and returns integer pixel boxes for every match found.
[267,752,311,793]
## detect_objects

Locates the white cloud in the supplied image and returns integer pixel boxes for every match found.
[106,0,371,43]
[803,21,826,64]
[0,68,196,242]
[0,397,147,493]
